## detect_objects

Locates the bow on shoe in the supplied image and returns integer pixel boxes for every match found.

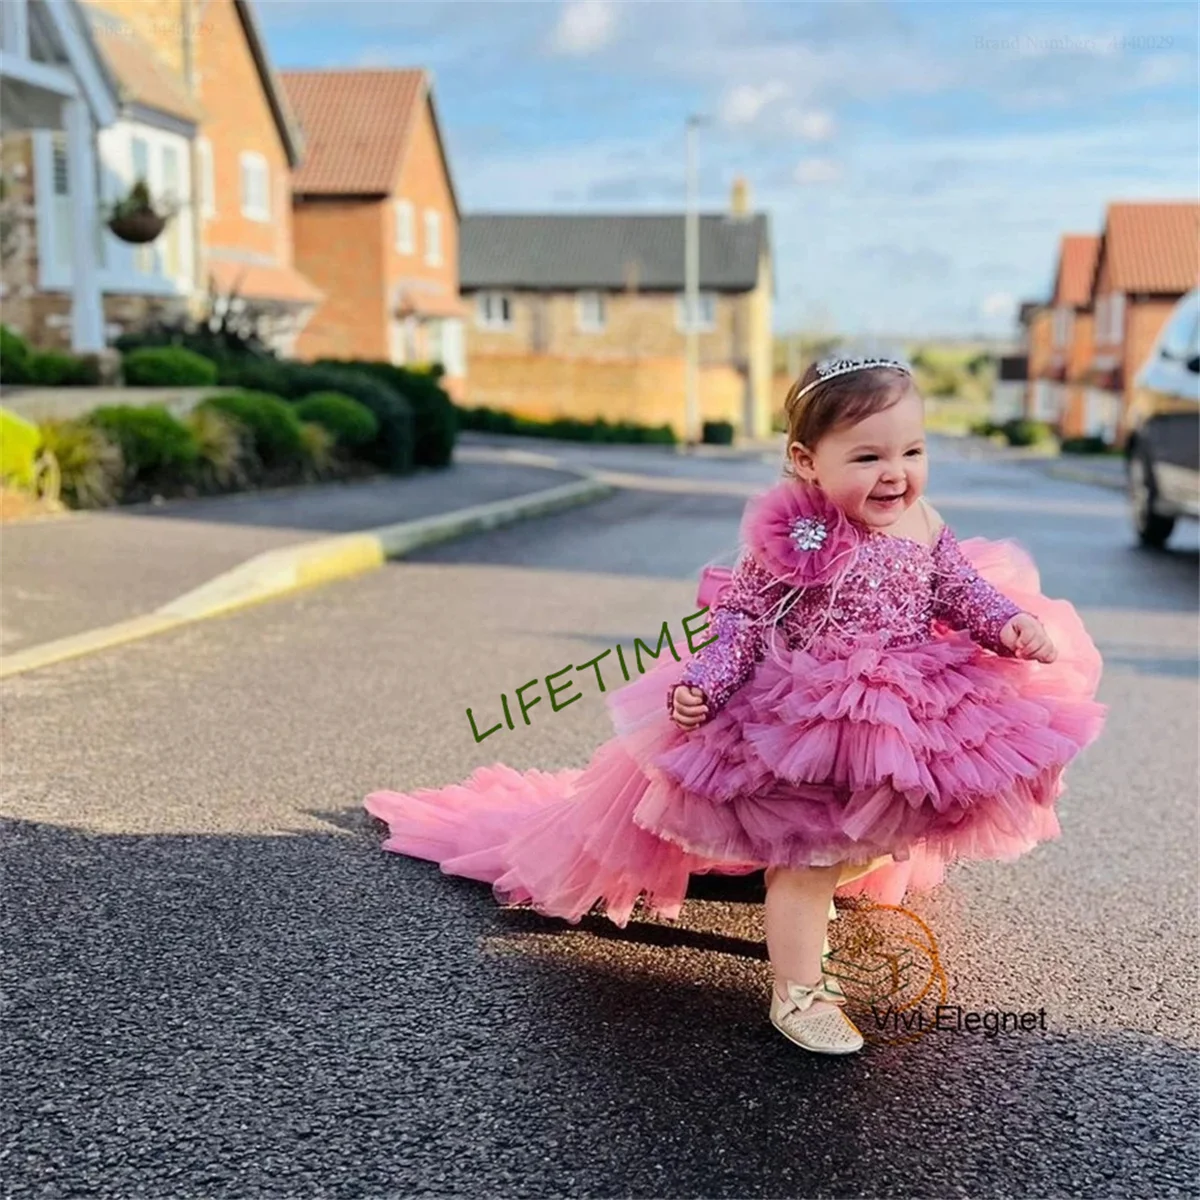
[782,979,849,1012]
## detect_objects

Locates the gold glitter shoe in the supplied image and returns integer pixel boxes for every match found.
[770,978,865,1055]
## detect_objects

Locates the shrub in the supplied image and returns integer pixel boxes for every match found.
[702,420,735,446]
[38,419,124,507]
[0,407,42,488]
[1,325,31,384]
[88,405,200,482]
[1002,418,1057,448]
[299,421,336,479]
[198,391,305,466]
[454,405,676,445]
[185,406,252,488]
[1060,435,1111,455]
[27,350,101,387]
[217,360,412,472]
[123,346,219,387]
[320,360,455,468]
[294,392,379,451]
[970,420,1003,438]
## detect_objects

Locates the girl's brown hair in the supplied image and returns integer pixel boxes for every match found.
[781,363,918,479]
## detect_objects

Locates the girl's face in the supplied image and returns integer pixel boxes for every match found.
[788,387,928,530]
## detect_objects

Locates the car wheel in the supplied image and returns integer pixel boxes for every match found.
[1129,449,1176,548]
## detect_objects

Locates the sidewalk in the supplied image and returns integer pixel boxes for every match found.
[0,457,588,655]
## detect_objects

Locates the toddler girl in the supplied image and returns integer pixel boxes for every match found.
[366,356,1106,1056]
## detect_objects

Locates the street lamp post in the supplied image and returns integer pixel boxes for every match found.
[684,115,708,449]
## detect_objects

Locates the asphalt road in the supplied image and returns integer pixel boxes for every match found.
[3,440,1197,1199]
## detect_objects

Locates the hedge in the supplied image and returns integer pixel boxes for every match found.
[702,420,735,446]
[1,326,31,384]
[294,392,379,450]
[318,359,455,468]
[87,405,200,481]
[198,391,306,467]
[123,346,219,387]
[26,350,101,387]
[215,359,413,473]
[456,405,676,445]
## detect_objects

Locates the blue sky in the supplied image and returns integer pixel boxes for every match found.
[258,0,1199,339]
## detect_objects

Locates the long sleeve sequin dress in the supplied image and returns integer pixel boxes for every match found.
[365,479,1106,927]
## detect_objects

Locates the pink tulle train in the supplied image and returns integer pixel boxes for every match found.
[365,538,1105,927]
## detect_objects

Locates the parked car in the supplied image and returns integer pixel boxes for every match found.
[1126,288,1200,548]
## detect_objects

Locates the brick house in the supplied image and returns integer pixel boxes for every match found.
[1031,233,1099,436]
[280,69,466,399]
[1083,201,1199,444]
[460,179,774,439]
[1,0,321,355]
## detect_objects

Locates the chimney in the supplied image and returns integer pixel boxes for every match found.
[623,257,641,293]
[730,176,751,218]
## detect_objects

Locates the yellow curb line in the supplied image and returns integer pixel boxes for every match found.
[0,476,613,680]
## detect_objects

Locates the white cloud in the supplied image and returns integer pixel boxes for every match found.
[718,81,791,128]
[793,158,842,185]
[784,108,836,141]
[547,0,618,57]
[981,292,1018,321]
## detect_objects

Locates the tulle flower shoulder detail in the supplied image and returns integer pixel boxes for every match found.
[740,479,860,588]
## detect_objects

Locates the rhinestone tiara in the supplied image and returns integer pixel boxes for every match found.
[792,355,913,402]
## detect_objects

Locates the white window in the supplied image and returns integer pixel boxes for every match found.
[676,291,717,332]
[424,209,442,266]
[161,143,183,279]
[1053,306,1073,349]
[394,199,414,253]
[130,134,154,275]
[36,123,195,295]
[1107,291,1125,344]
[576,291,606,332]
[239,151,270,222]
[476,292,513,330]
[197,137,215,218]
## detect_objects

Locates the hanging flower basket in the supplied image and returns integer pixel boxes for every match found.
[103,179,174,245]
[108,209,167,244]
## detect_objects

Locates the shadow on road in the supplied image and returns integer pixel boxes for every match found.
[5,812,1195,1197]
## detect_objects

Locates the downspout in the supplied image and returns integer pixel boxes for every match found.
[182,0,205,317]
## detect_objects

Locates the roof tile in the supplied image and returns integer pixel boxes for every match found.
[1100,201,1199,294]
[460,213,770,292]
[281,69,425,196]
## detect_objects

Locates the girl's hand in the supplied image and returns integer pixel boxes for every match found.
[1000,614,1057,663]
[671,685,709,730]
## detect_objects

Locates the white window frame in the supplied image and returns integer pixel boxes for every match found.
[197,137,215,219]
[394,199,414,254]
[424,209,442,267]
[239,151,270,222]
[676,291,717,332]
[576,290,606,333]
[34,121,194,297]
[476,291,513,331]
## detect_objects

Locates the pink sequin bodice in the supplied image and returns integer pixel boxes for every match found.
[672,522,1024,715]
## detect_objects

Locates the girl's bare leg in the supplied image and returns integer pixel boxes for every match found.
[765,863,843,1012]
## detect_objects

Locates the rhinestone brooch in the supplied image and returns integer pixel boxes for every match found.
[789,516,828,552]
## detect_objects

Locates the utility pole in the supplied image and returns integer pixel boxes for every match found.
[684,115,708,449]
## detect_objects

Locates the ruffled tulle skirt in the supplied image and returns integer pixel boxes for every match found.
[365,538,1106,926]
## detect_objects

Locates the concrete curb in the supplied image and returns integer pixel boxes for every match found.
[0,475,613,680]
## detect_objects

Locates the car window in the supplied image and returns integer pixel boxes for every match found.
[1159,295,1200,364]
